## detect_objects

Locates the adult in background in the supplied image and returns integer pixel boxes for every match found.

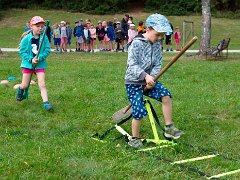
[121,14,130,49]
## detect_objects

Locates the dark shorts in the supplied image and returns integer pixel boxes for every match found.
[84,38,90,44]
[125,81,172,119]
[67,38,71,44]
[54,38,61,45]
[165,35,172,45]
[115,38,122,43]
[123,31,128,39]
[98,36,104,41]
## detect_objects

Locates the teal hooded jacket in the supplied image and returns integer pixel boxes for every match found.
[19,32,50,69]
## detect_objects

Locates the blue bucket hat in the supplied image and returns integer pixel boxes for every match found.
[146,14,172,33]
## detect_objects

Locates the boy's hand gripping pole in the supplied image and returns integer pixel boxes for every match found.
[112,36,198,121]
[23,20,50,99]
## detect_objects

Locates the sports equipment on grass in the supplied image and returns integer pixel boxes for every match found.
[112,36,198,121]
[8,76,16,81]
[0,80,9,85]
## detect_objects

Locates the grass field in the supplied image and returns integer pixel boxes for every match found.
[0,9,240,49]
[0,51,240,179]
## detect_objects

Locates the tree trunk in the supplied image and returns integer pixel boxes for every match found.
[199,0,211,55]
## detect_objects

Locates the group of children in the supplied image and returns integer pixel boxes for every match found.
[19,14,183,149]
[24,15,182,53]
[70,17,145,53]
[52,21,73,53]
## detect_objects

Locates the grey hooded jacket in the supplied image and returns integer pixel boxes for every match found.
[124,35,162,85]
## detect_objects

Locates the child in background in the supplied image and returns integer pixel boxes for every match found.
[17,16,52,111]
[127,20,132,27]
[52,23,61,52]
[174,26,181,51]
[83,24,90,52]
[114,22,124,52]
[125,14,183,148]
[60,21,68,53]
[86,19,91,29]
[73,20,79,52]
[66,22,73,52]
[46,25,52,46]
[96,21,105,51]
[113,17,118,29]
[137,21,146,34]
[128,24,137,43]
[89,24,96,52]
[73,19,84,52]
[129,16,134,24]
[24,21,31,32]
[107,21,115,52]
[102,20,110,51]
[165,22,174,51]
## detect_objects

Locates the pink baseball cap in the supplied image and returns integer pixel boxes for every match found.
[30,16,45,25]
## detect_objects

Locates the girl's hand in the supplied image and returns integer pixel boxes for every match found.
[145,74,155,89]
[32,57,39,65]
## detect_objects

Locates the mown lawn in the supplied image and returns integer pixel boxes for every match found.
[0,52,239,179]
[0,9,240,49]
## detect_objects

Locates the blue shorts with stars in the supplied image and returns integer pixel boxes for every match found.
[125,81,172,119]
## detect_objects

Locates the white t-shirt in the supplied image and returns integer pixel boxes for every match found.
[61,26,67,38]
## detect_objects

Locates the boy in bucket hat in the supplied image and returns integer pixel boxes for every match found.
[125,14,184,148]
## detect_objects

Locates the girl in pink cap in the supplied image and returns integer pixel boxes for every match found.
[17,16,53,111]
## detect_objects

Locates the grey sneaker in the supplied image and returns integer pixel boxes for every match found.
[128,137,143,148]
[164,126,184,139]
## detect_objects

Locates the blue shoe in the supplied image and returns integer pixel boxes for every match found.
[16,87,24,101]
[43,102,53,111]
[23,89,29,100]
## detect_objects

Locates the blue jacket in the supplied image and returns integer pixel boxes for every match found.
[73,25,83,37]
[19,32,50,69]
[124,35,162,85]
[107,26,115,41]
